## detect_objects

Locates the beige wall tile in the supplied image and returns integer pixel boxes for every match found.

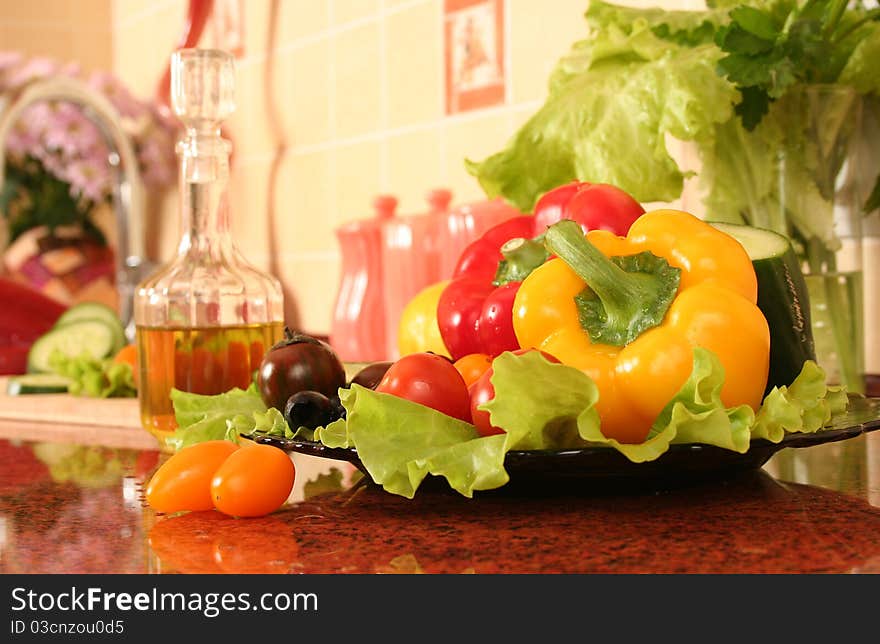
[273,39,333,147]
[385,0,428,8]
[277,0,331,45]
[71,0,113,25]
[113,0,161,22]
[0,25,73,63]
[333,22,381,138]
[334,140,383,224]
[332,0,380,26]
[70,26,114,72]
[274,150,335,254]
[386,0,442,128]
[387,128,447,214]
[228,159,272,255]
[444,111,516,203]
[508,0,589,104]
[241,0,271,56]
[227,59,276,160]
[1,1,60,22]
[112,1,188,98]
[275,253,340,334]
[0,15,112,72]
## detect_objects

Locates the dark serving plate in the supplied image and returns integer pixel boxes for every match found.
[248,396,880,489]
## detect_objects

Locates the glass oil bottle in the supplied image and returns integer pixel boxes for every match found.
[134,49,284,444]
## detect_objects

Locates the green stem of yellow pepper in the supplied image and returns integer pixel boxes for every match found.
[544,220,680,346]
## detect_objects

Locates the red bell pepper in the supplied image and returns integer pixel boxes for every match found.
[437,182,644,361]
[0,277,68,374]
[438,215,534,360]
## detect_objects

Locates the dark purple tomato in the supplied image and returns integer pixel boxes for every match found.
[257,328,346,411]
[349,361,394,390]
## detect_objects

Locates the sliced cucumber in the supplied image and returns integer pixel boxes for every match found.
[53,302,126,353]
[6,374,72,395]
[26,319,119,374]
[710,221,816,392]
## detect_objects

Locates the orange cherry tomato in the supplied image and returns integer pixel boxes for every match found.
[211,443,296,518]
[453,352,493,388]
[145,440,240,514]
[113,343,139,387]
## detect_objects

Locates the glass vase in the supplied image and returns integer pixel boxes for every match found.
[694,84,869,394]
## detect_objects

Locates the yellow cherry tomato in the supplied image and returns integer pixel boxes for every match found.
[397,280,452,358]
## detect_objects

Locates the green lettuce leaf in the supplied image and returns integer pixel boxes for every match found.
[226,407,289,442]
[466,7,737,212]
[167,384,267,450]
[321,384,502,499]
[47,349,136,398]
[651,347,753,451]
[481,350,600,450]
[751,360,848,442]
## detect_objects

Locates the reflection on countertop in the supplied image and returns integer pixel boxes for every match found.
[2,428,880,574]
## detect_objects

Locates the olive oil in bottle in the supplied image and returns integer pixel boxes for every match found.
[134,49,284,446]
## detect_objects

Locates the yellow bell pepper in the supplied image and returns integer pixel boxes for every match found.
[513,210,770,444]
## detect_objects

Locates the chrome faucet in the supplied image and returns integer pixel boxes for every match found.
[0,76,154,339]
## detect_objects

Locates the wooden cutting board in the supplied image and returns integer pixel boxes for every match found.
[0,377,161,450]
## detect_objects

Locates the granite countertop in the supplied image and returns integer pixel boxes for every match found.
[2,416,880,574]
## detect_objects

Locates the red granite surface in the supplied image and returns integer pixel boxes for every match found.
[2,430,880,574]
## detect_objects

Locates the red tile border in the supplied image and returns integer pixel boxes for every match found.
[444,0,506,114]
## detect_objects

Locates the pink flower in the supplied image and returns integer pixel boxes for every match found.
[4,103,54,158]
[43,103,104,157]
[2,53,177,224]
[62,156,112,203]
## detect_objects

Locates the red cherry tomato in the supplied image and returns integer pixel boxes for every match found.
[469,349,560,437]
[376,352,472,422]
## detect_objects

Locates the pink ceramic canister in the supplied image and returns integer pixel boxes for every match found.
[380,193,454,361]
[330,195,397,363]
[435,196,523,279]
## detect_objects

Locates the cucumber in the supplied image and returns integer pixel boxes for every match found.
[26,318,119,374]
[710,222,816,392]
[53,302,126,353]
[6,374,72,395]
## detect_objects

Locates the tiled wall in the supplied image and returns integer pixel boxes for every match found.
[111,0,700,337]
[0,0,113,72]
